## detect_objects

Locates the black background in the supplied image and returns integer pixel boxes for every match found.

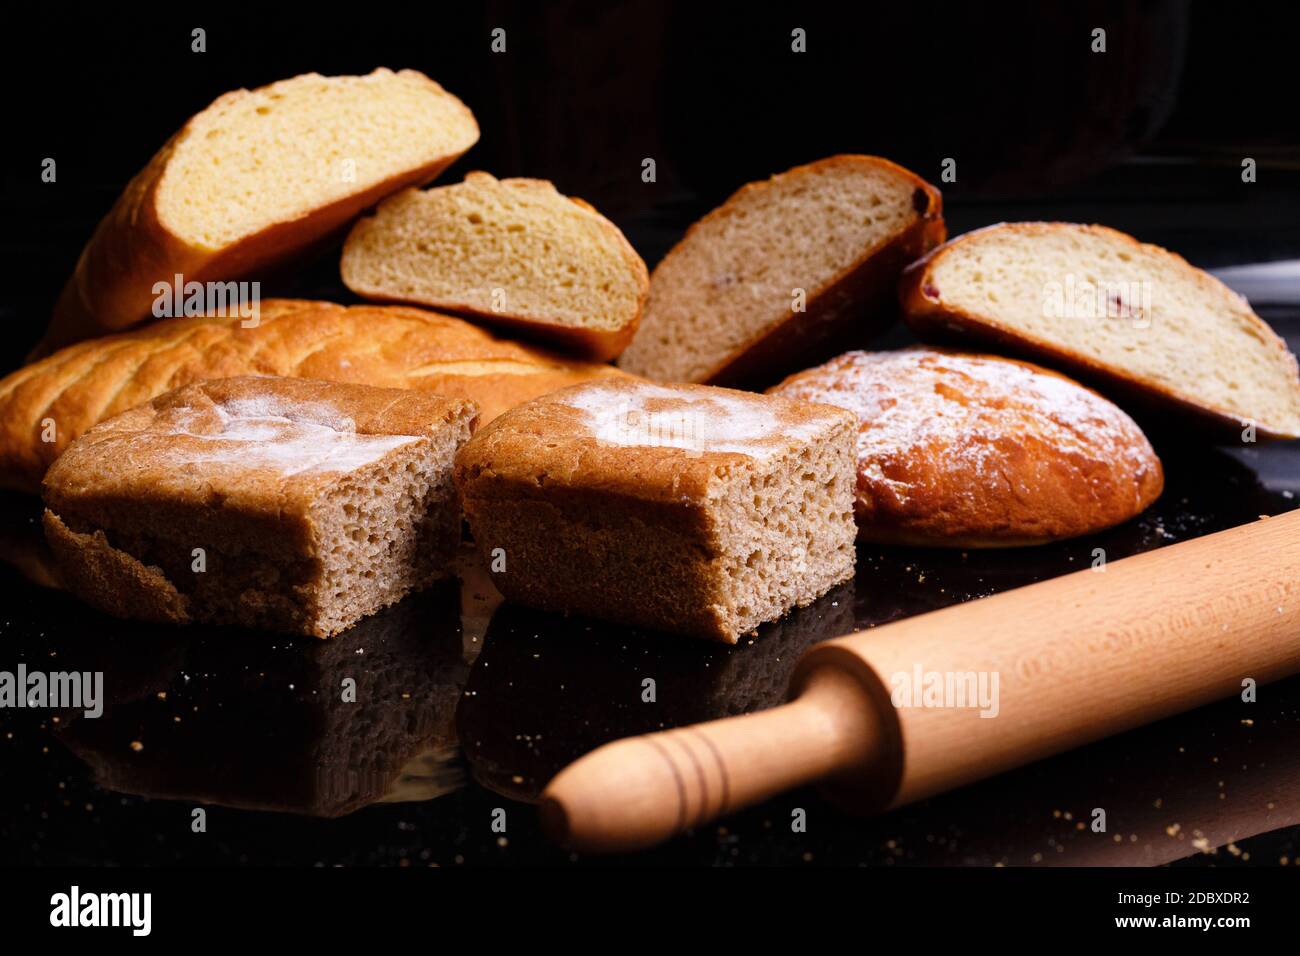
[2,1,1300,876]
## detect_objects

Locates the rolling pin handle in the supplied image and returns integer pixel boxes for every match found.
[540,666,888,854]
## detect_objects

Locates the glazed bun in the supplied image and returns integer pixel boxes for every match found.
[770,347,1164,547]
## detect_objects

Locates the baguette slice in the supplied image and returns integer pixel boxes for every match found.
[41,69,480,353]
[341,172,649,361]
[900,222,1300,440]
[617,155,944,386]
[0,299,627,494]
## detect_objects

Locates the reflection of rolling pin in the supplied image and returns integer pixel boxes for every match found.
[541,510,1300,853]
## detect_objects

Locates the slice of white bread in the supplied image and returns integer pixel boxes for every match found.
[41,69,480,353]
[900,222,1300,440]
[617,155,945,386]
[340,172,649,361]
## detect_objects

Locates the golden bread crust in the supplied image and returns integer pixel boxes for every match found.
[0,299,627,493]
[455,377,856,506]
[770,347,1164,547]
[43,376,477,523]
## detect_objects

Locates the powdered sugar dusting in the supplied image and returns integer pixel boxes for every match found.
[155,395,416,477]
[772,348,1156,504]
[560,380,824,459]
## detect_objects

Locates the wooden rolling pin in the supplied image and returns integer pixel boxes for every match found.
[540,510,1300,853]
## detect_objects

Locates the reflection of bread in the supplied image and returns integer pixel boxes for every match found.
[618,155,944,385]
[42,69,478,352]
[56,586,469,817]
[771,348,1164,547]
[453,547,504,664]
[44,377,476,637]
[899,222,1300,439]
[457,581,856,803]
[456,378,857,642]
[343,173,649,361]
[0,299,627,493]
[703,580,857,718]
[0,493,63,589]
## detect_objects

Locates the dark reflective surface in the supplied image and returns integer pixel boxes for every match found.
[2,418,1298,865]
[50,587,469,819]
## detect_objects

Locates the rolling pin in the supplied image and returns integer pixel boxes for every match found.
[540,510,1300,853]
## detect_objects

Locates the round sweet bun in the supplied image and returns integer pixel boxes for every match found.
[768,347,1164,547]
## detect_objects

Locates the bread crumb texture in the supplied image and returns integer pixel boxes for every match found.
[342,172,647,352]
[455,378,857,642]
[158,69,480,249]
[619,155,939,383]
[904,222,1300,438]
[43,377,477,638]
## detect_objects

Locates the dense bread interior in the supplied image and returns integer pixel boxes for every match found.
[52,377,478,639]
[158,70,477,249]
[619,159,924,383]
[711,424,857,636]
[921,224,1300,435]
[458,408,857,642]
[52,412,471,638]
[457,490,728,637]
[311,425,467,635]
[342,174,643,332]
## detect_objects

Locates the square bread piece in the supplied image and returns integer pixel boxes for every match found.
[42,376,478,638]
[454,378,858,643]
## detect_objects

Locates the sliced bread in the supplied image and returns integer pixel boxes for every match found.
[42,69,480,353]
[341,172,649,361]
[617,155,944,386]
[900,222,1300,439]
[454,378,858,642]
[43,376,478,638]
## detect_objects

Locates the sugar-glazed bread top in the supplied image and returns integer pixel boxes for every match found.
[455,377,857,504]
[770,347,1164,544]
[43,376,478,522]
[0,299,625,493]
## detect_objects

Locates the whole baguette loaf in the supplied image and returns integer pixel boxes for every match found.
[0,299,626,493]
[41,69,479,354]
